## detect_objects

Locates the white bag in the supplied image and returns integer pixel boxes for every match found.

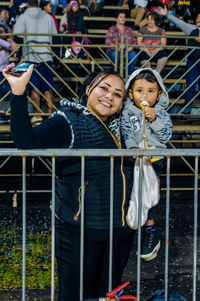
[126,156,160,230]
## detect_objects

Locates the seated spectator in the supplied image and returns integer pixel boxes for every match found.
[118,0,129,8]
[0,23,18,122]
[50,0,66,15]
[175,0,191,21]
[158,5,200,113]
[41,0,58,31]
[105,10,138,75]
[0,7,12,33]
[137,12,168,73]
[59,0,89,33]
[9,0,25,26]
[129,0,148,29]
[83,0,104,15]
[9,2,26,28]
[67,1,88,58]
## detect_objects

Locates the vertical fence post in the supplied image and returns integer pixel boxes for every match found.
[80,156,85,301]
[164,156,171,301]
[22,156,26,301]
[137,156,143,301]
[193,156,199,301]
[108,156,114,292]
[51,156,56,301]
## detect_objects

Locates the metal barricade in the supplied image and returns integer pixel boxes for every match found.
[0,33,200,117]
[0,148,199,301]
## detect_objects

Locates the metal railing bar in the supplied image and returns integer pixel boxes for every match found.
[80,156,85,301]
[28,45,79,99]
[51,156,56,301]
[165,157,170,301]
[193,156,199,301]
[22,156,27,301]
[164,48,195,83]
[0,156,11,170]
[137,157,143,301]
[108,156,114,292]
[0,149,200,157]
[168,142,200,179]
[38,156,52,172]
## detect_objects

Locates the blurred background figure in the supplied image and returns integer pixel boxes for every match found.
[137,12,168,74]
[0,6,11,32]
[105,10,138,75]
[41,0,58,30]
[50,0,66,14]
[83,0,104,15]
[0,23,18,123]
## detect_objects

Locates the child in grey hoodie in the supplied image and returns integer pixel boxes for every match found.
[121,68,172,261]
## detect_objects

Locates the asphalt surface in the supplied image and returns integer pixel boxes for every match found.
[0,198,199,301]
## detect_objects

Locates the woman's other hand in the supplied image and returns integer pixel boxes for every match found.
[2,63,34,95]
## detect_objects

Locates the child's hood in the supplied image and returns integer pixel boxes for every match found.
[125,68,169,110]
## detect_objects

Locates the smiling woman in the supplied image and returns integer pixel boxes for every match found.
[2,65,135,301]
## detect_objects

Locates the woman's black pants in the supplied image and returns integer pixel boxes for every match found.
[55,220,135,301]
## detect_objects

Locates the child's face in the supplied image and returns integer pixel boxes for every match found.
[129,78,161,108]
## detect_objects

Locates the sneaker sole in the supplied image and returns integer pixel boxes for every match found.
[140,240,161,261]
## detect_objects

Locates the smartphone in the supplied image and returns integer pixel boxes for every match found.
[6,62,35,76]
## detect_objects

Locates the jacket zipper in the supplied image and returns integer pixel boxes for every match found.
[74,181,88,221]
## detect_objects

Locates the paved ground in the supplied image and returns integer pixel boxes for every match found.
[0,198,199,301]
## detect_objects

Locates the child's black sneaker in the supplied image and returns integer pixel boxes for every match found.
[140,225,160,261]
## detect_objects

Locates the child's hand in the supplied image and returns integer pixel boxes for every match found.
[144,107,156,122]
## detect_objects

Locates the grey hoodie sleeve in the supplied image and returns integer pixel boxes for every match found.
[149,110,173,144]
[167,14,196,35]
[121,108,138,149]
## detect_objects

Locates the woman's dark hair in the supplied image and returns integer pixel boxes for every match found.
[40,0,50,10]
[116,10,126,19]
[146,12,161,26]
[128,70,161,94]
[79,70,124,106]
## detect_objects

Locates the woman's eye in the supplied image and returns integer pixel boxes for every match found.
[100,86,107,91]
[115,93,121,98]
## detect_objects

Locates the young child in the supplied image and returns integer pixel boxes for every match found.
[121,68,173,261]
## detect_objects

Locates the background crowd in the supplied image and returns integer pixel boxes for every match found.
[0,0,200,122]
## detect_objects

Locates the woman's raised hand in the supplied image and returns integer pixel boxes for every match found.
[157,5,168,16]
[2,63,34,95]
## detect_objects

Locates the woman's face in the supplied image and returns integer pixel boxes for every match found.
[86,75,124,121]
[44,2,52,14]
[116,13,126,26]
[147,15,156,27]
[72,4,79,12]
[129,78,161,108]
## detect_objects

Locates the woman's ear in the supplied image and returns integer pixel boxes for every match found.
[86,85,90,96]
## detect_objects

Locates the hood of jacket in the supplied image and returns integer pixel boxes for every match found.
[23,7,47,20]
[125,68,169,111]
[59,98,122,144]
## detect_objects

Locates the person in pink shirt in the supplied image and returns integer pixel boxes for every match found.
[105,10,138,75]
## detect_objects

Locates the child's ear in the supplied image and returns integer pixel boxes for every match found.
[157,90,162,101]
[128,88,133,100]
